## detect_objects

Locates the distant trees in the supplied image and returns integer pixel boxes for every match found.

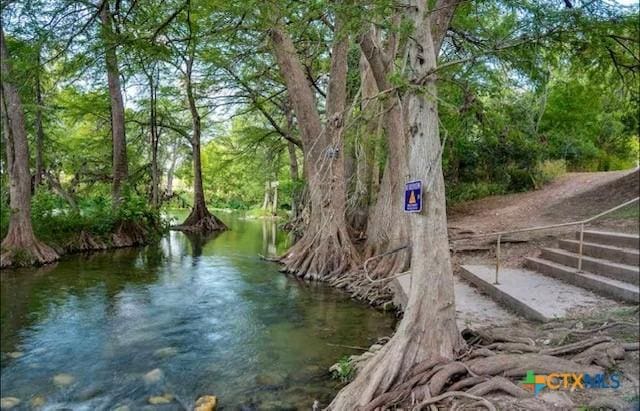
[0,0,636,274]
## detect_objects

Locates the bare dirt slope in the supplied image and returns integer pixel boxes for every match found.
[449,169,639,236]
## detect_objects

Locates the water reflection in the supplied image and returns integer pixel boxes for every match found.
[183,231,223,259]
[0,215,395,410]
[262,219,279,258]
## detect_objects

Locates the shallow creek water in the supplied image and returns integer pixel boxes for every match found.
[0,214,395,410]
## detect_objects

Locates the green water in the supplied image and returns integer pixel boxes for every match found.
[0,214,395,410]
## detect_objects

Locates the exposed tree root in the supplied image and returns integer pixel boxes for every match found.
[588,397,629,411]
[328,244,411,306]
[363,244,411,280]
[172,205,227,234]
[330,271,395,306]
[330,325,637,411]
[467,328,536,346]
[465,376,531,397]
[568,321,639,335]
[538,335,611,356]
[572,341,626,368]
[413,391,497,411]
[279,222,360,280]
[112,220,148,247]
[66,230,107,252]
[0,238,59,268]
[447,376,488,392]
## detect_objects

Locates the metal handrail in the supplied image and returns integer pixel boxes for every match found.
[452,196,640,284]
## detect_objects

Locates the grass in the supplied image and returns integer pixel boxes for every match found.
[601,203,640,221]
[331,356,355,383]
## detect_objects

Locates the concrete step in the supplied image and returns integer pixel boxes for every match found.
[525,257,640,303]
[576,230,639,249]
[389,272,519,328]
[559,239,640,267]
[459,265,613,322]
[541,248,639,285]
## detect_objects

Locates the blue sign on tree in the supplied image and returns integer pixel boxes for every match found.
[404,180,422,213]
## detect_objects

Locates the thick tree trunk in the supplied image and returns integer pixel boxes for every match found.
[346,54,381,235]
[34,48,45,189]
[357,54,378,215]
[359,28,411,277]
[174,55,226,233]
[0,29,58,268]
[329,1,463,408]
[270,19,359,280]
[100,0,128,206]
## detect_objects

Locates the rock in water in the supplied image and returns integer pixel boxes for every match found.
[154,347,178,358]
[255,372,285,386]
[148,393,174,405]
[5,352,23,359]
[30,396,46,408]
[143,368,164,384]
[53,373,75,387]
[194,395,218,411]
[0,397,21,410]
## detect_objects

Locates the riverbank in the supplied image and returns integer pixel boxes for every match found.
[0,222,165,269]
[0,205,286,269]
[0,193,176,268]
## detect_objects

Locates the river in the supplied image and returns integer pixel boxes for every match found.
[0,214,395,410]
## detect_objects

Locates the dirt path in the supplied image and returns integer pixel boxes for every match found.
[449,169,639,236]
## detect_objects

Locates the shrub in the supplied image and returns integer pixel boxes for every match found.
[26,190,166,244]
[533,159,566,188]
[446,181,507,204]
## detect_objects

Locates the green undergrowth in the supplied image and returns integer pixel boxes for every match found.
[446,160,568,204]
[447,181,508,204]
[0,190,167,249]
[331,356,355,383]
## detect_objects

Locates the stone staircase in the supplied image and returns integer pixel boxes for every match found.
[457,229,639,322]
[525,230,639,303]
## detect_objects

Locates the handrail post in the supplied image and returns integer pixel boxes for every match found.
[578,223,585,271]
[494,234,501,284]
